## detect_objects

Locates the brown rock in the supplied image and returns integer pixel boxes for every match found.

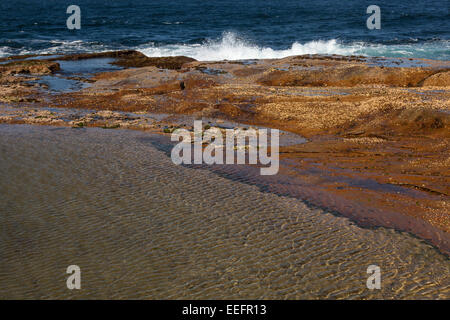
[422,71,450,86]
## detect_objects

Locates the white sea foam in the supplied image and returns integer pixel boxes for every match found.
[138,32,449,61]
[0,46,12,58]
[7,40,114,57]
[138,32,360,61]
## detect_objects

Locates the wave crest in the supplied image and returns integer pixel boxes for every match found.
[138,32,359,61]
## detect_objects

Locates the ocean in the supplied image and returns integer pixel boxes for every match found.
[0,0,449,60]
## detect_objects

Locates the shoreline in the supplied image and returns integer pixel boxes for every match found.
[0,51,449,255]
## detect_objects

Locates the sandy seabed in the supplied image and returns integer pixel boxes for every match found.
[0,124,448,299]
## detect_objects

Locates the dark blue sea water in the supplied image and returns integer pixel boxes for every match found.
[0,0,449,60]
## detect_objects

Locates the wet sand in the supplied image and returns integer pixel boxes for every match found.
[0,124,449,299]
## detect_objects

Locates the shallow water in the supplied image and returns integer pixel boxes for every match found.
[55,58,122,76]
[0,124,448,299]
[12,58,118,93]
[25,57,123,93]
[36,75,90,93]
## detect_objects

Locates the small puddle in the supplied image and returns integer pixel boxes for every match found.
[35,75,91,93]
[55,58,122,76]
[239,59,258,65]
[25,55,62,61]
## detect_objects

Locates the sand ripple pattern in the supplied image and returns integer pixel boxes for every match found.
[0,124,448,299]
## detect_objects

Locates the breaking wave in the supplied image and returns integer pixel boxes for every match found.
[138,32,449,61]
[1,32,448,61]
[138,32,359,60]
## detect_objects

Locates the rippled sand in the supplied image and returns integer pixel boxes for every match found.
[0,124,448,299]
